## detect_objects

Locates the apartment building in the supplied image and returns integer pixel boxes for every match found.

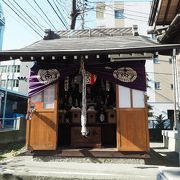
[147,54,174,119]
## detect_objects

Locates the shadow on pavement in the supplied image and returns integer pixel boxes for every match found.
[145,148,179,167]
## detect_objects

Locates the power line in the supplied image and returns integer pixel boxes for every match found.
[7,0,45,33]
[3,9,37,38]
[55,0,70,19]
[54,0,69,24]
[46,0,68,29]
[12,0,44,32]
[53,0,69,27]
[91,8,148,22]
[2,0,43,38]
[87,4,149,19]
[98,2,150,15]
[24,0,55,30]
[84,2,149,21]
[123,15,148,22]
[32,0,57,31]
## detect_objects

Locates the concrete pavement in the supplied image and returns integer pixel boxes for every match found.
[0,156,159,180]
[0,142,179,180]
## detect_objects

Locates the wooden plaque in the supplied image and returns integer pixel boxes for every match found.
[71,109,81,124]
[106,109,116,123]
[87,111,97,124]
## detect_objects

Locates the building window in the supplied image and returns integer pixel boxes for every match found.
[96,2,105,19]
[9,65,13,73]
[114,9,124,19]
[0,80,6,87]
[169,58,172,64]
[13,79,19,87]
[13,65,20,73]
[155,82,161,90]
[0,65,7,73]
[7,79,12,87]
[16,65,20,73]
[171,84,173,90]
[153,58,159,64]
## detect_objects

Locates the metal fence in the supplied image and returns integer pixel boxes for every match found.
[148,119,172,129]
[0,118,20,130]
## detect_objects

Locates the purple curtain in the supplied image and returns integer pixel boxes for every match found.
[85,60,146,91]
[28,60,146,97]
[28,63,79,97]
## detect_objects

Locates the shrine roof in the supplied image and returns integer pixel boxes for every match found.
[0,27,180,61]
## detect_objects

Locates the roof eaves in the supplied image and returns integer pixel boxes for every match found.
[148,0,160,26]
[158,14,180,43]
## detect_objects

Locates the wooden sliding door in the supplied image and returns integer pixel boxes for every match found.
[26,83,58,150]
[116,85,149,152]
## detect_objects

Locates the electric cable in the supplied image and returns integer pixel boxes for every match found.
[46,0,68,29]
[91,8,148,22]
[56,0,70,19]
[3,8,37,38]
[53,0,69,27]
[87,4,149,19]
[32,0,57,31]
[12,0,44,32]
[2,0,43,37]
[25,0,55,30]
[88,1,150,15]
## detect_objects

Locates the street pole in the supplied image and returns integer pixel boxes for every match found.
[172,48,177,130]
[82,0,85,29]
[11,60,15,90]
[175,51,180,112]
[2,74,9,128]
[70,0,79,29]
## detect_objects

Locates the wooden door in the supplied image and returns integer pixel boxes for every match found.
[26,83,58,150]
[116,85,149,152]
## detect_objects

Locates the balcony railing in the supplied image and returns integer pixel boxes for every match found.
[0,118,20,130]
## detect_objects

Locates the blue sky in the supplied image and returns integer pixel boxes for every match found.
[2,0,72,50]
[1,0,152,50]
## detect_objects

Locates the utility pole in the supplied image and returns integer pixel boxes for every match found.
[172,48,179,130]
[81,0,85,29]
[70,0,79,29]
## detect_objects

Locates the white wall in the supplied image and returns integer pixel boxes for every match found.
[124,2,151,35]
[146,59,155,102]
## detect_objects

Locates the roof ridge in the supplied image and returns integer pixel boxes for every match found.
[56,27,133,38]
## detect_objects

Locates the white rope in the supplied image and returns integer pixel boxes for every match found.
[80,58,88,136]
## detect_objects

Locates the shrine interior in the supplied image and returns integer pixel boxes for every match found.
[58,72,117,148]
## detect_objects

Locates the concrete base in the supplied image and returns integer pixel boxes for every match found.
[162,130,179,152]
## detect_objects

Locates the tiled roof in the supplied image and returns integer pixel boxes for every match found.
[0,27,179,61]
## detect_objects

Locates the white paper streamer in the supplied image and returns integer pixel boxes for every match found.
[80,58,88,136]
